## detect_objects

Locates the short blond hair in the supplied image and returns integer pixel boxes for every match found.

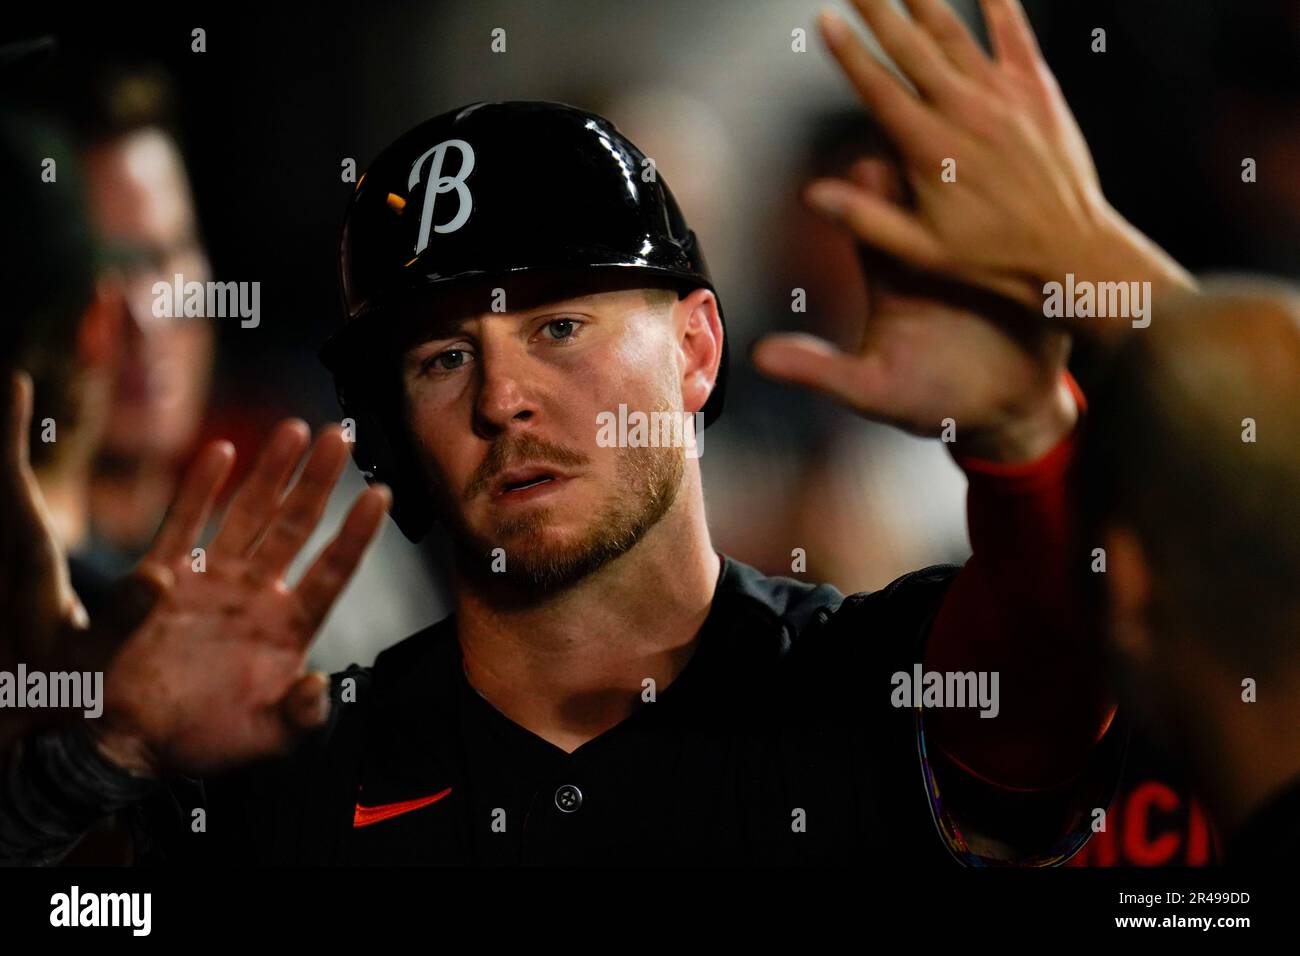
[641,286,680,311]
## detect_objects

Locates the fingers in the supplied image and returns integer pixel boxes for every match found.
[848,157,903,201]
[848,0,966,106]
[245,425,351,583]
[805,177,946,270]
[281,671,331,731]
[902,0,995,79]
[750,332,889,411]
[980,0,1044,72]
[144,439,236,568]
[0,371,46,533]
[818,9,941,158]
[837,159,1041,310]
[2,370,33,478]
[291,485,391,643]
[208,419,311,559]
[0,372,72,611]
[844,158,910,322]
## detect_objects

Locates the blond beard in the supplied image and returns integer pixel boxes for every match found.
[446,440,684,597]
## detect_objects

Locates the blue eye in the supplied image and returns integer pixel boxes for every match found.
[429,349,468,371]
[544,318,577,340]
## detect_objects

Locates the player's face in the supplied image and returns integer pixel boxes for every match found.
[398,281,690,591]
[83,128,214,462]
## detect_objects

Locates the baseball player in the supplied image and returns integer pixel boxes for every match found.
[1,0,1192,865]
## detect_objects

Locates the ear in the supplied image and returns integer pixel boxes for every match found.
[674,286,724,416]
[1103,525,1154,664]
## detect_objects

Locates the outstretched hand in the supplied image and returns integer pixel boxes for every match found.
[803,0,1192,310]
[0,372,167,748]
[90,418,390,777]
[754,153,1076,464]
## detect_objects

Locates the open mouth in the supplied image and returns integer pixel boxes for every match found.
[503,475,555,493]
[493,467,571,499]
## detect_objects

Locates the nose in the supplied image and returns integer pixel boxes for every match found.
[93,273,147,359]
[472,340,539,439]
[100,270,168,342]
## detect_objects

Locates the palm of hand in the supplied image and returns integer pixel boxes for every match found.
[103,562,318,774]
[87,419,389,776]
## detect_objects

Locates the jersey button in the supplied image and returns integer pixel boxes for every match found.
[554,784,583,813]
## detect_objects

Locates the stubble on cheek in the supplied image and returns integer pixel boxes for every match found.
[410,333,689,589]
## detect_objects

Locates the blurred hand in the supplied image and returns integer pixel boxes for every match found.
[801,0,1193,315]
[90,418,390,777]
[0,371,164,749]
[754,155,1076,463]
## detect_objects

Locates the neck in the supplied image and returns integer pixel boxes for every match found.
[453,474,721,754]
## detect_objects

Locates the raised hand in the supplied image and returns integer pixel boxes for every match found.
[802,0,1193,314]
[90,418,390,777]
[754,152,1077,464]
[0,371,166,748]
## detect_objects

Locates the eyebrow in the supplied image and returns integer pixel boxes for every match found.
[397,292,606,352]
[401,315,468,348]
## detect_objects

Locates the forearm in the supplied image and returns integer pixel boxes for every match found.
[0,722,159,865]
[924,374,1115,790]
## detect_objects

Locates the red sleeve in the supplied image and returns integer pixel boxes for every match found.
[922,372,1117,791]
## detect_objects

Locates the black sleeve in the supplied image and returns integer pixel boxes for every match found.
[0,666,372,867]
[0,722,161,866]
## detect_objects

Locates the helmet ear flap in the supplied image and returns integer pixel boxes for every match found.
[335,374,436,543]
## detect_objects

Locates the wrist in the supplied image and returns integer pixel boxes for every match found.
[1043,204,1197,342]
[953,373,1079,465]
[84,720,161,779]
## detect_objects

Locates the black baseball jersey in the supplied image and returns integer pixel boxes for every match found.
[134,555,1122,866]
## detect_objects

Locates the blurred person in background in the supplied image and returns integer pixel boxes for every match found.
[0,95,123,742]
[0,50,173,862]
[50,58,444,673]
[55,63,216,578]
[1079,280,1300,865]
[1029,0,1300,866]
[0,102,121,615]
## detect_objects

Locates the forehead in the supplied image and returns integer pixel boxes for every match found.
[392,271,663,347]
[83,128,195,244]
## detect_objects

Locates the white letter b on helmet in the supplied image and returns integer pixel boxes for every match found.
[408,138,475,253]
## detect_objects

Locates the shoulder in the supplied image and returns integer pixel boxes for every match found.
[833,564,963,629]
[718,553,961,647]
[325,614,457,697]
[718,555,844,637]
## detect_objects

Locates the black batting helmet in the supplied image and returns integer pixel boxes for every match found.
[319,100,729,542]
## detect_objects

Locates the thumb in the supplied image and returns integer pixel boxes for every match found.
[282,671,332,732]
[750,333,887,412]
